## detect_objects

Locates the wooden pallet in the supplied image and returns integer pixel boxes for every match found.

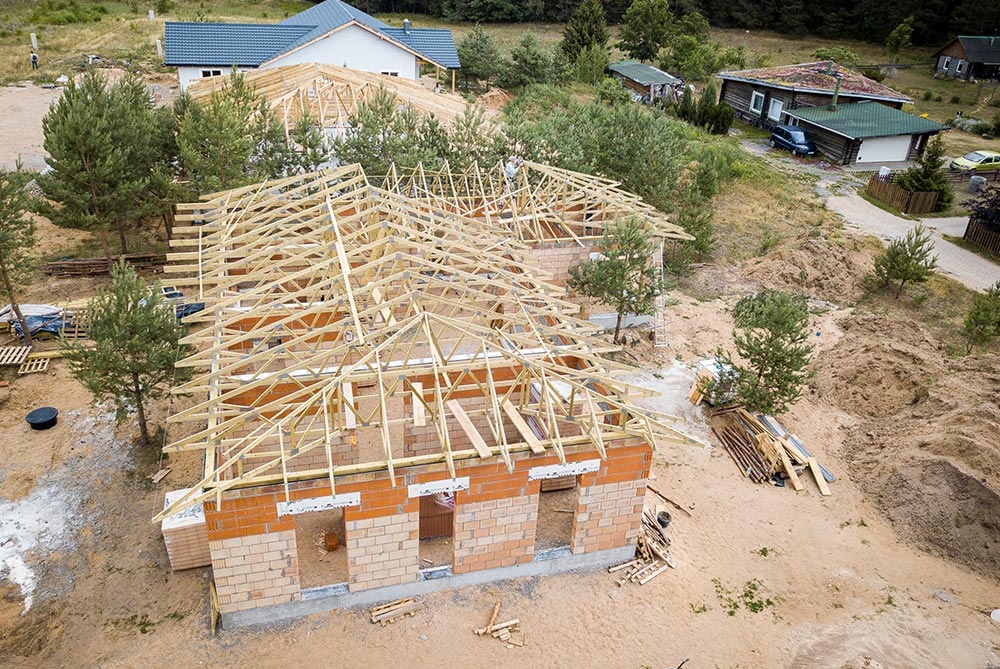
[18,357,49,375]
[369,598,422,626]
[0,346,32,366]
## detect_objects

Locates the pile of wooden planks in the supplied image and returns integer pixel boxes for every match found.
[474,601,525,646]
[711,407,833,495]
[369,597,422,626]
[44,253,164,277]
[609,504,674,587]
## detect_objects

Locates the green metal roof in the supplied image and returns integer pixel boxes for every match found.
[609,60,679,87]
[786,101,942,140]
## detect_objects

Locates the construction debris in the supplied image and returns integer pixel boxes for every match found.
[43,253,164,277]
[369,598,422,626]
[610,502,675,587]
[712,407,834,495]
[473,602,526,646]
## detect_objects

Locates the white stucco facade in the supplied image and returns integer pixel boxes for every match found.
[176,25,419,91]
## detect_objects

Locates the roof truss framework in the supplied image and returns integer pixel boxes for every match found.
[158,163,695,520]
[186,63,473,136]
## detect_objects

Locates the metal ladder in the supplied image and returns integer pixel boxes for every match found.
[652,237,668,348]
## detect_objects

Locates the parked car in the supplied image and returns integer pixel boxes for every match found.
[950,150,1000,172]
[769,124,817,157]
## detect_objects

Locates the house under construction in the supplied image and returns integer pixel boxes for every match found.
[156,161,694,626]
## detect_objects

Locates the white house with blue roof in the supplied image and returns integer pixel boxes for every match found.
[164,0,460,90]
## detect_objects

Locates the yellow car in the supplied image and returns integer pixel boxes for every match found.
[951,150,1000,172]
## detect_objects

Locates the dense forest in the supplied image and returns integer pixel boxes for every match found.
[345,0,997,47]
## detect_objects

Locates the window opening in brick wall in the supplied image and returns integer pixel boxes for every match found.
[534,475,579,553]
[293,506,348,589]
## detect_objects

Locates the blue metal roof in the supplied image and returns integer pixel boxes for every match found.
[164,0,459,69]
[382,28,461,69]
[164,23,313,66]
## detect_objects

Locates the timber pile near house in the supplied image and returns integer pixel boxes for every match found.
[44,253,164,277]
[710,407,834,495]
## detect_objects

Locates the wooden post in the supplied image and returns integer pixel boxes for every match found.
[451,69,455,93]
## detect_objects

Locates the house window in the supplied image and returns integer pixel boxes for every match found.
[200,69,222,78]
[767,98,784,122]
[956,60,965,74]
[749,91,765,114]
[942,57,951,71]
[380,71,400,77]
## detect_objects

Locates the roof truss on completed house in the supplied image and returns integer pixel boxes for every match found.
[186,63,474,135]
[157,163,694,520]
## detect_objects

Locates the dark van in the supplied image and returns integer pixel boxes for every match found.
[769,124,817,157]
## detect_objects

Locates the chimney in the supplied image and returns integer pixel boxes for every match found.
[403,18,411,33]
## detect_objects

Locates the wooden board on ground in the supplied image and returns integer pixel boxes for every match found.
[807,457,832,496]
[776,444,803,491]
[0,346,32,366]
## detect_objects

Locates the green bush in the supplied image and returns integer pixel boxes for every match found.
[950,95,961,104]
[935,95,943,102]
[860,68,885,82]
[923,90,933,101]
[29,0,105,25]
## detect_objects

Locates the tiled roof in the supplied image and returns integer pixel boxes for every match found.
[956,36,1000,65]
[381,28,460,69]
[164,23,313,66]
[718,61,910,103]
[164,0,458,69]
[787,100,943,139]
[609,60,680,86]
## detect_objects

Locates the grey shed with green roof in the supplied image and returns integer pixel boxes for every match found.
[786,101,943,165]
[609,60,680,101]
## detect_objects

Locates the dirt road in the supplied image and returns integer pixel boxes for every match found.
[826,188,999,291]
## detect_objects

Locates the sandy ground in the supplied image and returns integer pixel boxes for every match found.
[1,82,1000,669]
[0,84,63,172]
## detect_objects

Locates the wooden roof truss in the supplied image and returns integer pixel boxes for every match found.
[158,163,695,520]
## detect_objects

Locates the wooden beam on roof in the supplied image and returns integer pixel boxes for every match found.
[502,399,545,455]
[447,400,492,459]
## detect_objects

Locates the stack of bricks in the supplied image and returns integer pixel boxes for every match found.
[161,488,212,570]
[344,508,419,591]
[209,529,300,613]
[452,493,538,573]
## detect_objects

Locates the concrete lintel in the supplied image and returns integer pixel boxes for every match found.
[222,545,635,628]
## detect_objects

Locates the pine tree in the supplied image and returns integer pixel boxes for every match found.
[176,71,294,196]
[498,34,553,90]
[456,24,505,90]
[39,71,163,258]
[714,290,814,415]
[0,167,37,346]
[576,43,610,84]
[63,260,189,448]
[560,0,609,63]
[617,0,674,63]
[885,16,914,64]
[568,217,662,343]
[872,224,938,298]
[893,136,952,211]
[962,281,1000,354]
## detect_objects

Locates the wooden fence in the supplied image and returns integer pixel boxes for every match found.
[865,173,940,214]
[963,217,1000,257]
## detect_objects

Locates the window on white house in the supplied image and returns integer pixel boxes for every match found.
[956,60,965,74]
[768,98,784,121]
[380,71,400,77]
[200,69,222,78]
[749,91,765,114]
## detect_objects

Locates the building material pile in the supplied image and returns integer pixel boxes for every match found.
[44,253,164,277]
[474,601,525,646]
[370,597,422,626]
[711,407,833,495]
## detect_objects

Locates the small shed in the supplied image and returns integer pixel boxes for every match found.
[609,60,681,101]
[934,36,1000,81]
[786,101,943,165]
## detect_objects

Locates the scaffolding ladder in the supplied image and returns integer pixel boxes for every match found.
[652,237,668,348]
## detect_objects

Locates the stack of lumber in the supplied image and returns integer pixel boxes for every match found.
[474,602,524,646]
[44,253,164,277]
[711,407,833,495]
[369,597,422,626]
[609,505,674,586]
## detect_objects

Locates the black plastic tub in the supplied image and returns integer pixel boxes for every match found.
[26,407,58,430]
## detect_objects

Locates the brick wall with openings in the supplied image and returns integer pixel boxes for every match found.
[451,460,539,574]
[209,529,300,613]
[570,440,650,555]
